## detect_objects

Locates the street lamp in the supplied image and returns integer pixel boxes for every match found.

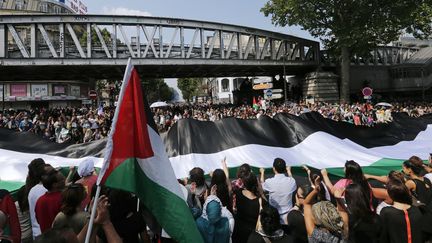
[421,68,425,101]
[1,82,4,114]
[283,48,288,103]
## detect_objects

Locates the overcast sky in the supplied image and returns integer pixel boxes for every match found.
[85,0,316,42]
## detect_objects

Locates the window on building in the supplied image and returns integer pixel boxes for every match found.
[15,0,23,10]
[221,79,230,92]
[39,2,48,12]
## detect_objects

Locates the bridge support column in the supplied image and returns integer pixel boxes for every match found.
[0,24,5,58]
[303,72,339,103]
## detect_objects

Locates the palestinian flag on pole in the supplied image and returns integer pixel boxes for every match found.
[96,59,203,243]
[252,97,259,110]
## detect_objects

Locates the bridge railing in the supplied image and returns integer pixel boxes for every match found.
[0,15,320,64]
[320,46,419,66]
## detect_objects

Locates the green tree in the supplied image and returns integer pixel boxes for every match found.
[177,78,204,101]
[262,0,432,102]
[142,78,173,104]
[80,27,112,47]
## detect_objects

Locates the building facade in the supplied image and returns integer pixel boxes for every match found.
[1,0,92,109]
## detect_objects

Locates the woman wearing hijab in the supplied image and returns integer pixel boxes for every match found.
[304,177,348,243]
[196,185,233,243]
[75,159,97,210]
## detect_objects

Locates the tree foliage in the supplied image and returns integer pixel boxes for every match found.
[79,27,112,46]
[142,78,173,104]
[262,0,431,53]
[177,78,204,101]
[261,0,432,101]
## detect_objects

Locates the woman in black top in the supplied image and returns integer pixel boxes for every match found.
[380,178,424,243]
[233,172,262,243]
[248,205,292,243]
[402,160,432,208]
[286,184,313,243]
[344,183,381,242]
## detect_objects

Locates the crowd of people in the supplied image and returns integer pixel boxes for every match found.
[1,154,432,243]
[0,107,114,144]
[153,100,432,131]
[0,100,431,141]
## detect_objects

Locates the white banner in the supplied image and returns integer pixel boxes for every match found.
[0,85,3,99]
[31,84,48,97]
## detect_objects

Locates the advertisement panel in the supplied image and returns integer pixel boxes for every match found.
[0,85,3,99]
[10,84,27,97]
[31,84,48,97]
[70,85,81,97]
[53,85,66,95]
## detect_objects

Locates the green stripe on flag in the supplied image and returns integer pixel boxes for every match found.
[327,158,406,177]
[104,158,203,243]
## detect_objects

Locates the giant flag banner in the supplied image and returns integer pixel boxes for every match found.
[0,109,431,189]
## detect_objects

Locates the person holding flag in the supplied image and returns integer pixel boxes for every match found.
[85,59,203,243]
[252,97,259,111]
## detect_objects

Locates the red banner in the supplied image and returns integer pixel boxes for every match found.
[10,84,27,97]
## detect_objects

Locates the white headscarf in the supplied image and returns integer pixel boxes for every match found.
[78,159,95,177]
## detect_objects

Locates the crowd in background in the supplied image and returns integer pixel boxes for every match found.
[1,154,432,242]
[0,107,114,144]
[0,100,431,141]
[153,100,432,131]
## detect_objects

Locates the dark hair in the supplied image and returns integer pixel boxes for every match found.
[294,184,314,209]
[61,183,86,216]
[16,186,27,213]
[408,156,424,168]
[260,205,281,235]
[210,169,231,211]
[388,170,405,182]
[310,173,327,202]
[28,158,46,184]
[41,167,59,191]
[236,163,251,179]
[298,184,314,199]
[189,167,205,187]
[273,158,286,174]
[177,179,186,186]
[243,172,259,197]
[108,189,137,222]
[345,183,374,222]
[345,160,371,203]
[23,158,47,212]
[211,169,226,185]
[403,160,422,176]
[387,179,412,205]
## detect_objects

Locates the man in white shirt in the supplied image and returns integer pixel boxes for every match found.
[260,158,297,225]
[27,160,50,239]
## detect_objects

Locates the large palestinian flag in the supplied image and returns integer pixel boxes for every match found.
[164,112,432,177]
[0,110,431,189]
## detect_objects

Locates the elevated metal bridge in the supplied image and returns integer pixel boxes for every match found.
[0,15,320,80]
